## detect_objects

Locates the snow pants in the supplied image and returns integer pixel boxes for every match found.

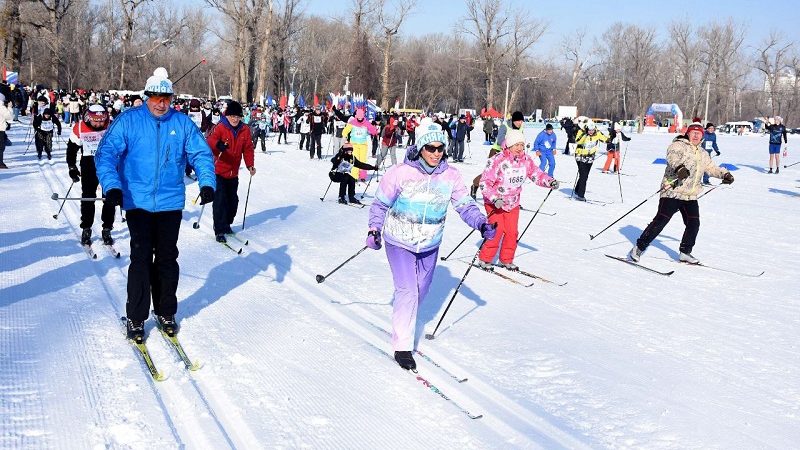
[636,197,700,254]
[479,203,520,264]
[386,243,439,352]
[35,132,52,159]
[310,133,322,159]
[539,152,556,177]
[0,130,6,165]
[80,156,115,230]
[329,172,357,200]
[126,209,182,322]
[377,144,397,170]
[602,150,620,172]
[213,175,239,235]
[574,160,593,198]
[351,142,368,181]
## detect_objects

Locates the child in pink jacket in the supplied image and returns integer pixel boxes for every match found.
[478,129,559,270]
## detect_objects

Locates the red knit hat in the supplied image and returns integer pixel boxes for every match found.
[686,117,704,134]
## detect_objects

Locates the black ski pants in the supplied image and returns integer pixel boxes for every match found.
[310,133,322,159]
[330,172,356,200]
[213,175,239,234]
[277,126,288,144]
[80,156,116,229]
[35,132,52,158]
[574,160,593,198]
[636,197,700,254]
[126,209,182,322]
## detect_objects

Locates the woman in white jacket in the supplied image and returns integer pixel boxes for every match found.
[0,93,13,169]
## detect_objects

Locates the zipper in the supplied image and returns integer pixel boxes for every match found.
[152,121,161,210]
[418,172,433,253]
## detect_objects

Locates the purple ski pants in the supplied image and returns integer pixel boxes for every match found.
[385,243,439,351]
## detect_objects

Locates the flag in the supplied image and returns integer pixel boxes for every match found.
[288,92,295,108]
[313,94,319,107]
[298,94,305,108]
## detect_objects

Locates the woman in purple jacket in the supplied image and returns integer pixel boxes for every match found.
[366,118,496,371]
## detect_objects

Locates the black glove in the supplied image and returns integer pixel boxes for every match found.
[721,172,734,185]
[714,150,721,156]
[675,164,690,180]
[104,188,123,207]
[215,140,229,152]
[199,186,214,205]
[68,166,80,182]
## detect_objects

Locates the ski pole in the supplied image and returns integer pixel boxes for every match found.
[784,161,800,168]
[50,195,105,202]
[426,239,487,340]
[241,174,252,230]
[589,186,667,240]
[569,169,578,199]
[620,141,629,171]
[360,157,387,199]
[617,161,624,203]
[315,245,368,283]
[320,179,333,201]
[172,59,207,85]
[192,204,205,229]
[697,185,720,199]
[517,188,553,244]
[52,181,75,219]
[440,229,476,261]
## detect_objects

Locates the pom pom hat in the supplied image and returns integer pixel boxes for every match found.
[504,129,526,148]
[686,117,704,135]
[143,67,174,96]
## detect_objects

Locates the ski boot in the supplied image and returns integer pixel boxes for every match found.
[348,197,362,205]
[126,319,145,343]
[394,351,416,371]
[338,197,347,205]
[101,228,114,245]
[679,252,700,265]
[216,234,227,243]
[475,260,493,270]
[498,261,518,271]
[156,315,178,337]
[81,228,92,245]
[628,245,643,262]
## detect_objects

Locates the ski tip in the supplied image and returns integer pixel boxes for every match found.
[469,414,484,420]
[439,257,448,261]
[192,222,200,229]
[236,248,243,254]
[458,378,469,383]
[315,275,325,283]
[52,214,58,219]
[424,333,435,340]
[589,234,596,240]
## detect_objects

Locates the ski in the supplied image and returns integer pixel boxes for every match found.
[494,265,568,286]
[120,317,166,381]
[340,201,366,209]
[220,241,243,254]
[82,244,98,260]
[158,329,202,371]
[519,206,557,216]
[605,254,674,276]
[226,232,249,246]
[652,257,764,278]
[469,263,534,287]
[104,244,121,259]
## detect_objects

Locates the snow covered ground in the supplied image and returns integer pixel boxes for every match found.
[1,117,798,449]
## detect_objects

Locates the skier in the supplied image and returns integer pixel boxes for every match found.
[450,115,468,162]
[206,100,256,242]
[95,67,216,343]
[366,118,496,370]
[377,114,400,169]
[477,129,558,270]
[764,116,787,173]
[251,109,270,153]
[405,114,417,147]
[275,108,289,144]
[560,117,577,155]
[470,111,525,199]
[342,106,378,181]
[628,119,734,265]
[33,105,62,160]
[309,106,327,159]
[702,122,720,185]
[533,123,557,177]
[573,122,608,201]
[0,93,11,169]
[602,123,631,174]
[66,104,116,245]
[298,110,311,153]
[329,143,376,205]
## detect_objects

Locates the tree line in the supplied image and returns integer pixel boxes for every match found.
[2,0,798,125]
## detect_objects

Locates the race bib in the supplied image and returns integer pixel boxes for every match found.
[704,141,713,150]
[40,120,54,132]
[504,167,526,188]
[258,122,267,130]
[188,111,202,128]
[313,116,321,123]
[544,140,551,149]
[337,160,353,173]
[212,116,220,124]
[81,130,104,156]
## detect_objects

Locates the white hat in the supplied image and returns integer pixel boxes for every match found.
[415,118,447,148]
[143,67,173,96]
[586,121,596,131]
[504,129,525,147]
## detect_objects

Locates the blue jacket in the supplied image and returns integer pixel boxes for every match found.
[533,129,557,154]
[95,105,215,212]
[702,131,719,153]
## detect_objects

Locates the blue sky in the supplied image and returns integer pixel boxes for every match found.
[185,0,798,56]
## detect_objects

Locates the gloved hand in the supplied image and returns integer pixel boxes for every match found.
[480,221,497,240]
[199,186,214,204]
[366,229,382,250]
[215,140,229,152]
[549,179,560,190]
[68,166,81,182]
[492,198,504,209]
[721,172,734,185]
[675,164,690,180]
[104,188,123,207]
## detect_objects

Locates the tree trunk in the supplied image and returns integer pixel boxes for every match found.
[255,0,273,104]
[49,8,60,88]
[380,34,392,110]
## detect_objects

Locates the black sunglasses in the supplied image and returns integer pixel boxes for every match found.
[423,144,445,153]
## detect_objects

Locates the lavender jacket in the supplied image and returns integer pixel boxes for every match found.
[368,147,486,253]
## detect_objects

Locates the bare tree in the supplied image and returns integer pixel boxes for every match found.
[254,0,273,103]
[28,0,74,87]
[460,0,509,110]
[753,32,792,117]
[118,0,150,89]
[375,0,415,109]
[503,12,546,113]
[621,25,660,131]
[1,0,25,71]
[562,29,587,104]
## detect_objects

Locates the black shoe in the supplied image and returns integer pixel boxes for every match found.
[349,197,362,205]
[0,163,7,169]
[81,228,92,245]
[47,154,52,160]
[101,228,114,245]
[338,197,347,204]
[156,314,178,337]
[768,168,773,173]
[776,168,779,174]
[126,319,145,343]
[470,185,478,200]
[394,351,416,371]
[216,234,227,243]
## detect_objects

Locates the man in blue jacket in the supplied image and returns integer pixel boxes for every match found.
[95,68,216,343]
[702,122,720,185]
[533,123,557,177]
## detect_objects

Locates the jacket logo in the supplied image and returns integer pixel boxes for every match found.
[170,130,176,135]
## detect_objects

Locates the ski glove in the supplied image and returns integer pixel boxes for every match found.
[104,188,123,207]
[549,179,560,190]
[493,198,504,209]
[675,164,690,180]
[215,140,229,152]
[480,221,497,240]
[366,229,382,250]
[68,166,81,182]
[715,150,721,156]
[199,186,215,205]
[721,172,734,185]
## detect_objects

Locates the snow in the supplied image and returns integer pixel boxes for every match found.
[1,117,798,449]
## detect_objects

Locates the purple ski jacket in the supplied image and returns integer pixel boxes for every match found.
[368,147,486,253]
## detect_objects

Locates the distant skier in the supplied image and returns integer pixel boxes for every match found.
[628,119,734,265]
[764,116,787,174]
[95,67,216,343]
[329,143,376,205]
[573,122,608,201]
[366,118,495,371]
[33,105,61,160]
[602,123,631,174]
[701,123,720,185]
[66,104,116,246]
[533,123,557,177]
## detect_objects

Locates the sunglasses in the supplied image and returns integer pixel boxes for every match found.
[423,144,445,153]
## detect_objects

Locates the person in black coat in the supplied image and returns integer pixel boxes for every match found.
[329,143,376,205]
[561,117,577,155]
[33,107,61,160]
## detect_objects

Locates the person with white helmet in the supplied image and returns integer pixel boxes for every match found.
[764,116,787,173]
[602,122,631,174]
[94,68,216,344]
[572,121,609,201]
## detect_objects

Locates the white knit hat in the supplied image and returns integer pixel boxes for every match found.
[504,129,525,147]
[415,118,447,148]
[143,67,173,96]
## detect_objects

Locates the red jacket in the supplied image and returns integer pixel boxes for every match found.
[206,117,255,179]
